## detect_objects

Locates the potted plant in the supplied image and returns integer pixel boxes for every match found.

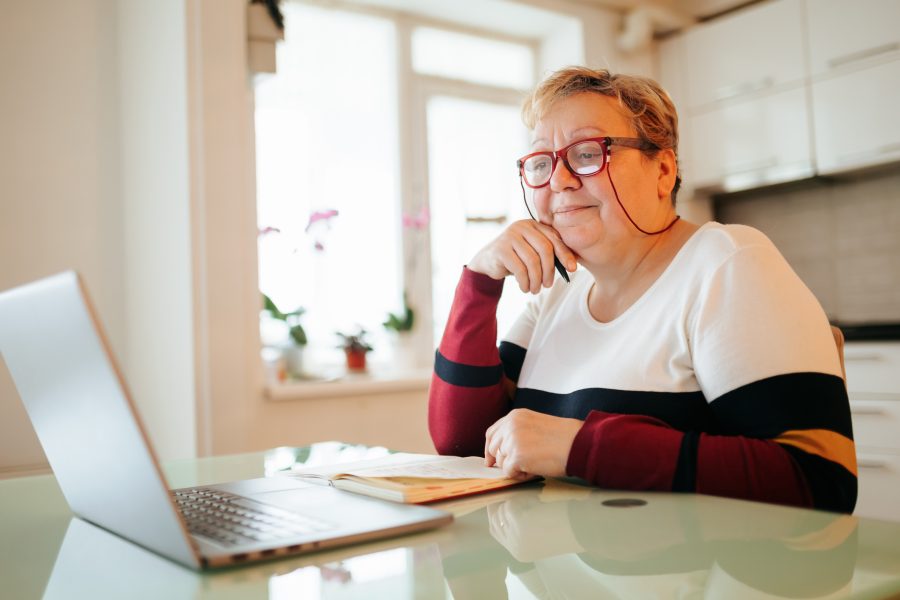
[383,292,414,334]
[336,328,373,372]
[263,293,307,377]
[383,293,417,369]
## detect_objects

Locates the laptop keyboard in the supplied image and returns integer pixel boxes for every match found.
[172,488,334,548]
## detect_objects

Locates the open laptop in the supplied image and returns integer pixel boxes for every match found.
[0,271,452,569]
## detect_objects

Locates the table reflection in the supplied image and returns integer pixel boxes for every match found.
[438,481,859,599]
[40,475,889,600]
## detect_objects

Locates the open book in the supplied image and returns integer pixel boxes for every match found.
[287,453,538,504]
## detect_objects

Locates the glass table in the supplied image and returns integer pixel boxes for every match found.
[2,442,900,599]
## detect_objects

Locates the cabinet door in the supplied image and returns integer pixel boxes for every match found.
[845,343,900,395]
[812,59,900,174]
[807,0,900,77]
[856,451,900,522]
[689,86,813,191]
[684,0,805,109]
[851,396,900,452]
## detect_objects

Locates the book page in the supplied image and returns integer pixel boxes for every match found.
[348,456,508,480]
[289,453,509,480]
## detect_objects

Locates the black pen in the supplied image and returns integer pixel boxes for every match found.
[554,256,570,283]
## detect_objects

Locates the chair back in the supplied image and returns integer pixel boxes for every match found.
[831,325,846,383]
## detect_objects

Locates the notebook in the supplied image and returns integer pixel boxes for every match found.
[288,453,539,503]
[0,271,452,569]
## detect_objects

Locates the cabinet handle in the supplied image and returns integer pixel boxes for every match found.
[845,353,885,362]
[714,76,774,102]
[850,405,886,415]
[828,42,900,70]
[858,457,888,469]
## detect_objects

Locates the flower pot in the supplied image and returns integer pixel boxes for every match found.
[283,344,305,378]
[389,331,418,371]
[345,349,368,372]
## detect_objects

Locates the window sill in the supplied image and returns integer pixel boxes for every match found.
[265,368,433,401]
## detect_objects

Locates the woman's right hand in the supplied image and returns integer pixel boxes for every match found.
[467,220,577,294]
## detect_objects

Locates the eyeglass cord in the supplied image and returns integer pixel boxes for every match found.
[605,159,680,236]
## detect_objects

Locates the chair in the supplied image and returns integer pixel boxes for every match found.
[831,325,846,383]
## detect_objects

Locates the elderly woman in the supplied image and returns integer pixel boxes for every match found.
[429,67,856,513]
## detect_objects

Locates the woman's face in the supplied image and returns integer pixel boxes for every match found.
[529,92,674,261]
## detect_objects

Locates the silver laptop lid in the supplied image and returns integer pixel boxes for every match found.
[0,271,199,568]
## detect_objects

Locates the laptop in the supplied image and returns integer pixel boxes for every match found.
[0,271,452,569]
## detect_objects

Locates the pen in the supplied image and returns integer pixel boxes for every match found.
[553,256,570,283]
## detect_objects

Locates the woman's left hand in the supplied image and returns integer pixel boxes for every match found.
[484,408,583,478]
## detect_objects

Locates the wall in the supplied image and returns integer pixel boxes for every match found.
[0,1,123,473]
[1,0,198,473]
[118,0,197,463]
[716,168,900,323]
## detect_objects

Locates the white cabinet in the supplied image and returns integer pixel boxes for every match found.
[845,343,900,395]
[806,0,900,77]
[657,0,900,191]
[846,343,900,522]
[678,0,812,192]
[811,59,900,174]
[689,86,814,191]
[684,0,805,109]
[856,449,900,522]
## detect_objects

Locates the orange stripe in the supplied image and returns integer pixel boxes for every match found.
[775,429,857,477]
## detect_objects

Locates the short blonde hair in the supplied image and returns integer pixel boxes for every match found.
[522,66,681,204]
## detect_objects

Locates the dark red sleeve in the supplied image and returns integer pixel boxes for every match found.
[565,411,814,508]
[429,267,511,457]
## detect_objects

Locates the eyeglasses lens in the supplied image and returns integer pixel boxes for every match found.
[567,140,605,176]
[522,155,552,187]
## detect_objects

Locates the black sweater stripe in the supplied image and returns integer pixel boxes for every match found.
[434,350,503,388]
[498,341,526,383]
[513,387,712,432]
[709,373,853,439]
[672,431,700,492]
[780,444,858,513]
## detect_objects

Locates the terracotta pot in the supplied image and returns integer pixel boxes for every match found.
[345,349,367,372]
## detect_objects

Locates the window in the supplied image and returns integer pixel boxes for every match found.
[256,4,401,369]
[425,96,531,345]
[255,3,537,378]
[411,27,535,89]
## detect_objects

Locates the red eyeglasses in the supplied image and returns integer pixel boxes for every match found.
[517,136,656,189]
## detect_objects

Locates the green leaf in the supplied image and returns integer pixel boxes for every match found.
[262,293,287,321]
[289,324,307,345]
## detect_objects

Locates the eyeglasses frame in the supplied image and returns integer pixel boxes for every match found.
[516,136,657,189]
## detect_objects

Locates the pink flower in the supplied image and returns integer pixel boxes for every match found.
[402,205,430,230]
[305,209,339,232]
[258,226,281,237]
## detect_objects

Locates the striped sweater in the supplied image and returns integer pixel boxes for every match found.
[429,222,857,513]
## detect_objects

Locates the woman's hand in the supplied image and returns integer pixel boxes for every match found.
[467,220,577,294]
[484,408,583,478]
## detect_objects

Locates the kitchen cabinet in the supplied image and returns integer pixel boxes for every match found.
[689,86,814,191]
[683,0,805,110]
[856,450,900,522]
[810,59,900,175]
[846,343,900,522]
[806,0,900,77]
[678,0,812,192]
